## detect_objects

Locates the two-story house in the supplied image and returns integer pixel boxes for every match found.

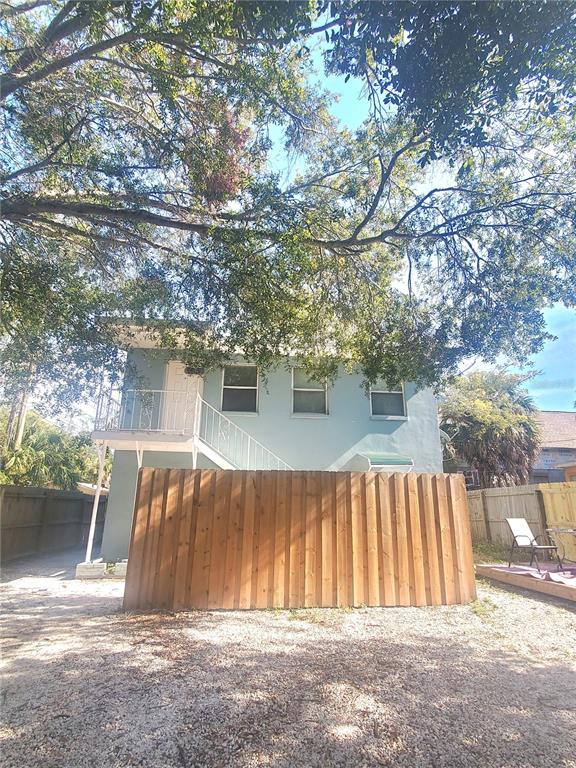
[93,341,444,560]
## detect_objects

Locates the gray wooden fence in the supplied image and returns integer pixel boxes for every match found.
[468,485,546,545]
[467,483,576,561]
[0,486,107,562]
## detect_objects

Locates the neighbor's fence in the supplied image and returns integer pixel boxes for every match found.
[538,483,576,561]
[468,482,576,561]
[124,469,476,611]
[0,486,107,562]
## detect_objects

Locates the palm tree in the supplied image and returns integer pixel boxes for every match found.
[440,371,541,488]
[0,409,109,489]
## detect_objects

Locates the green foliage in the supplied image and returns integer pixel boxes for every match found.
[473,541,510,565]
[470,596,498,620]
[0,2,575,415]
[323,1,576,159]
[0,408,110,490]
[440,371,541,488]
[1,229,127,411]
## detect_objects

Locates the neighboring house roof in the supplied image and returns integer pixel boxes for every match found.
[535,411,576,450]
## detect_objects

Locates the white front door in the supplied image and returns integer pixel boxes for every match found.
[162,362,203,433]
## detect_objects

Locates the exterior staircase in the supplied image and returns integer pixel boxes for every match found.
[93,388,292,471]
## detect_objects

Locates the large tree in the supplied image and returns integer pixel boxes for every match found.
[1,1,575,415]
[440,371,541,488]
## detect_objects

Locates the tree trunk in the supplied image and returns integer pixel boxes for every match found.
[4,397,20,446]
[13,388,29,450]
[4,370,35,451]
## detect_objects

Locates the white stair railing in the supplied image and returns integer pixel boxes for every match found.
[197,396,292,471]
[94,388,292,470]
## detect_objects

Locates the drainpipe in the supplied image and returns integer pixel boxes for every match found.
[84,441,107,563]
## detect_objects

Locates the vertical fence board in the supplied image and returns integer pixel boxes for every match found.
[261,471,276,609]
[447,476,467,604]
[156,470,181,609]
[434,475,456,605]
[254,471,271,609]
[142,469,167,609]
[273,471,287,608]
[288,472,302,608]
[221,471,242,609]
[377,475,396,606]
[238,473,255,609]
[173,470,198,610]
[207,471,232,609]
[125,469,476,610]
[321,473,334,607]
[407,473,427,607]
[189,470,214,609]
[334,473,347,606]
[452,475,476,602]
[364,473,379,606]
[249,472,262,609]
[350,473,365,606]
[539,483,576,562]
[394,474,411,606]
[123,468,152,609]
[419,474,442,605]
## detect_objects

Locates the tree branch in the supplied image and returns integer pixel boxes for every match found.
[1,29,138,100]
[4,2,90,77]
[1,115,86,182]
[348,135,424,241]
[0,0,51,18]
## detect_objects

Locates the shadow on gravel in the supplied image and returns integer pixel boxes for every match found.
[1,606,575,768]
[0,547,97,582]
[477,576,576,614]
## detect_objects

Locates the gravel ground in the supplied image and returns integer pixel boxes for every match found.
[1,551,575,768]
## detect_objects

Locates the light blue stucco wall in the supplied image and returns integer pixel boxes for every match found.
[101,448,217,561]
[100,349,443,559]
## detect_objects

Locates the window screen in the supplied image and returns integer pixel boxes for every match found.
[292,368,327,414]
[370,385,405,417]
[222,366,258,412]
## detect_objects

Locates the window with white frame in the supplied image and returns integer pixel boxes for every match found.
[292,368,328,414]
[221,365,258,412]
[370,382,406,417]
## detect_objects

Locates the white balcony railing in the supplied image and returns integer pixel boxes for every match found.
[94,388,292,471]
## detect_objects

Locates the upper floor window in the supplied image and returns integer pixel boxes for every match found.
[292,368,328,415]
[222,366,258,412]
[370,382,406,418]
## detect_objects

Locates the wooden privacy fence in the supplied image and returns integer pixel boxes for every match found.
[468,482,576,561]
[468,486,546,544]
[0,486,107,562]
[124,469,476,611]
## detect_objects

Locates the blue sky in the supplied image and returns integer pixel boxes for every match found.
[513,305,575,411]
[306,50,576,413]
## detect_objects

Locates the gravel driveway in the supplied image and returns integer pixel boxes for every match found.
[1,550,575,768]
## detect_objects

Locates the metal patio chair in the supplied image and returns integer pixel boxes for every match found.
[505,517,564,572]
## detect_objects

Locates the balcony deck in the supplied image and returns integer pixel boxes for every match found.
[93,388,292,471]
[91,428,196,452]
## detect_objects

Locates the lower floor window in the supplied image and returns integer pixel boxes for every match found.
[370,384,406,417]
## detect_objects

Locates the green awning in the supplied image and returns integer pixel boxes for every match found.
[361,453,414,467]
